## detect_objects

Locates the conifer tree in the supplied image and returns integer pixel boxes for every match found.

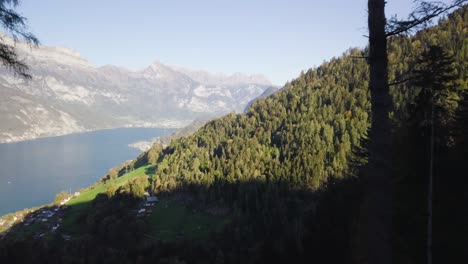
[0,0,38,78]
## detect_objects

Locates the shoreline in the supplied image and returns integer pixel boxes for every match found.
[0,124,185,145]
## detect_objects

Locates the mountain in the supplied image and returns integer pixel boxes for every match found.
[0,40,275,143]
[1,6,466,264]
[0,45,372,263]
[172,66,272,86]
[243,85,280,112]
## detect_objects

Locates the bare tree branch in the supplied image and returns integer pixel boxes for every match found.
[0,0,39,78]
[0,40,29,78]
[386,0,467,37]
[388,77,413,86]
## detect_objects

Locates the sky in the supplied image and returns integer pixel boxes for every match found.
[15,0,452,85]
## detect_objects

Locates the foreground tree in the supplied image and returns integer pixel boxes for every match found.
[359,1,393,263]
[0,0,38,78]
[411,45,459,264]
[360,1,465,263]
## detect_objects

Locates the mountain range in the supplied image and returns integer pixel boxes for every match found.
[0,39,276,143]
[0,5,467,264]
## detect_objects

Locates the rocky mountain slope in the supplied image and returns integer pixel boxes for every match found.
[0,40,274,143]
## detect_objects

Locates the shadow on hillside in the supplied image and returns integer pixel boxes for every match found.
[0,175,363,264]
[144,166,156,175]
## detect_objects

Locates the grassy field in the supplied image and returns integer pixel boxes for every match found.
[147,199,228,241]
[67,165,153,207]
[57,164,228,240]
[62,165,153,234]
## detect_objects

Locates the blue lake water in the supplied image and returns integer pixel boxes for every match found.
[0,127,174,216]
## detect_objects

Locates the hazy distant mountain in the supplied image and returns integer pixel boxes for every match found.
[0,40,274,143]
[172,66,272,87]
[243,86,280,112]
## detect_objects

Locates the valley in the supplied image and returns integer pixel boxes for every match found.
[0,2,466,264]
[0,38,275,143]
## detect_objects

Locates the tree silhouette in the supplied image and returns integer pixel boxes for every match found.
[360,2,393,263]
[411,45,459,131]
[0,0,38,78]
[410,45,459,264]
[362,1,464,264]
[386,0,467,37]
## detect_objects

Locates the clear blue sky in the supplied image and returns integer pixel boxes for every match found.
[15,0,450,85]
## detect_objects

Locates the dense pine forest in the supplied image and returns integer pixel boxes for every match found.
[0,5,466,264]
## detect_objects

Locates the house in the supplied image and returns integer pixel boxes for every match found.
[146,196,158,203]
[137,208,146,218]
[60,197,71,205]
[40,210,54,218]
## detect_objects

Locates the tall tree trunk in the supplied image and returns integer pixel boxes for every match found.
[356,0,393,263]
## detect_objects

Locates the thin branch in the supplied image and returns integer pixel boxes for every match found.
[351,56,369,59]
[0,0,39,78]
[386,0,467,37]
[0,38,31,78]
[389,77,413,86]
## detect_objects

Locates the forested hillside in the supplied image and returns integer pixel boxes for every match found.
[0,6,466,264]
[388,6,467,124]
[149,47,369,194]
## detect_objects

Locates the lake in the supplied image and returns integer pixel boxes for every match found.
[0,127,174,216]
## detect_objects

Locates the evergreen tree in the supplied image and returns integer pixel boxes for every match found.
[411,45,460,135]
[0,0,38,78]
[410,45,459,264]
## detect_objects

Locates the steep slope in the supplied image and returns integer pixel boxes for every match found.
[0,41,273,143]
[146,49,370,192]
[0,6,466,264]
[0,46,373,262]
[243,86,280,112]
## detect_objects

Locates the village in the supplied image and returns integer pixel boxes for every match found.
[0,190,162,241]
[0,192,80,240]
